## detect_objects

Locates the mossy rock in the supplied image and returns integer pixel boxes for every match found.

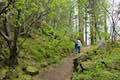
[79,55,89,62]
[3,69,19,80]
[75,53,89,62]
[40,62,48,68]
[81,61,95,70]
[24,66,39,75]
[13,75,32,80]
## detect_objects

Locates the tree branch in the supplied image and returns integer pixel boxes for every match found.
[0,30,10,41]
[0,0,14,16]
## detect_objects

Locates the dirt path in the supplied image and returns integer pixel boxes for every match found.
[33,48,89,80]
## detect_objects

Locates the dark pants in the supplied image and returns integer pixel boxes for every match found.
[77,46,80,53]
[75,46,81,53]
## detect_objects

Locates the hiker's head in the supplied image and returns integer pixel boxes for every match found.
[77,38,81,40]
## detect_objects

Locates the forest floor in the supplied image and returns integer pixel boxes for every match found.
[33,47,89,80]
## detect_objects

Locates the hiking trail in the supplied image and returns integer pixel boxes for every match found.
[33,47,89,80]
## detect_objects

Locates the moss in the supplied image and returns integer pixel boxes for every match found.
[40,62,48,68]
[13,74,32,80]
[81,61,95,70]
[25,66,39,75]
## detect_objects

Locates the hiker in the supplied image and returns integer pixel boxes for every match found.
[75,39,82,53]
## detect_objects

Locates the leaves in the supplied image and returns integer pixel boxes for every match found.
[16,0,25,9]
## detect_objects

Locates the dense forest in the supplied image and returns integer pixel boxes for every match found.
[0,0,120,80]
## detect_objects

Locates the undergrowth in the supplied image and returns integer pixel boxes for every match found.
[72,41,120,80]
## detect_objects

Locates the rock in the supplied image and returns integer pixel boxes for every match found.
[73,58,79,72]
[40,62,48,67]
[13,75,32,80]
[73,58,85,72]
[23,66,39,76]
[79,55,88,62]
[3,69,19,80]
[81,61,95,70]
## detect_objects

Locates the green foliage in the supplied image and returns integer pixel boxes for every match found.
[101,32,110,40]
[72,42,120,80]
[0,0,113,79]
[21,22,74,68]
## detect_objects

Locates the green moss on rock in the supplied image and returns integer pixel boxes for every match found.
[24,66,39,75]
